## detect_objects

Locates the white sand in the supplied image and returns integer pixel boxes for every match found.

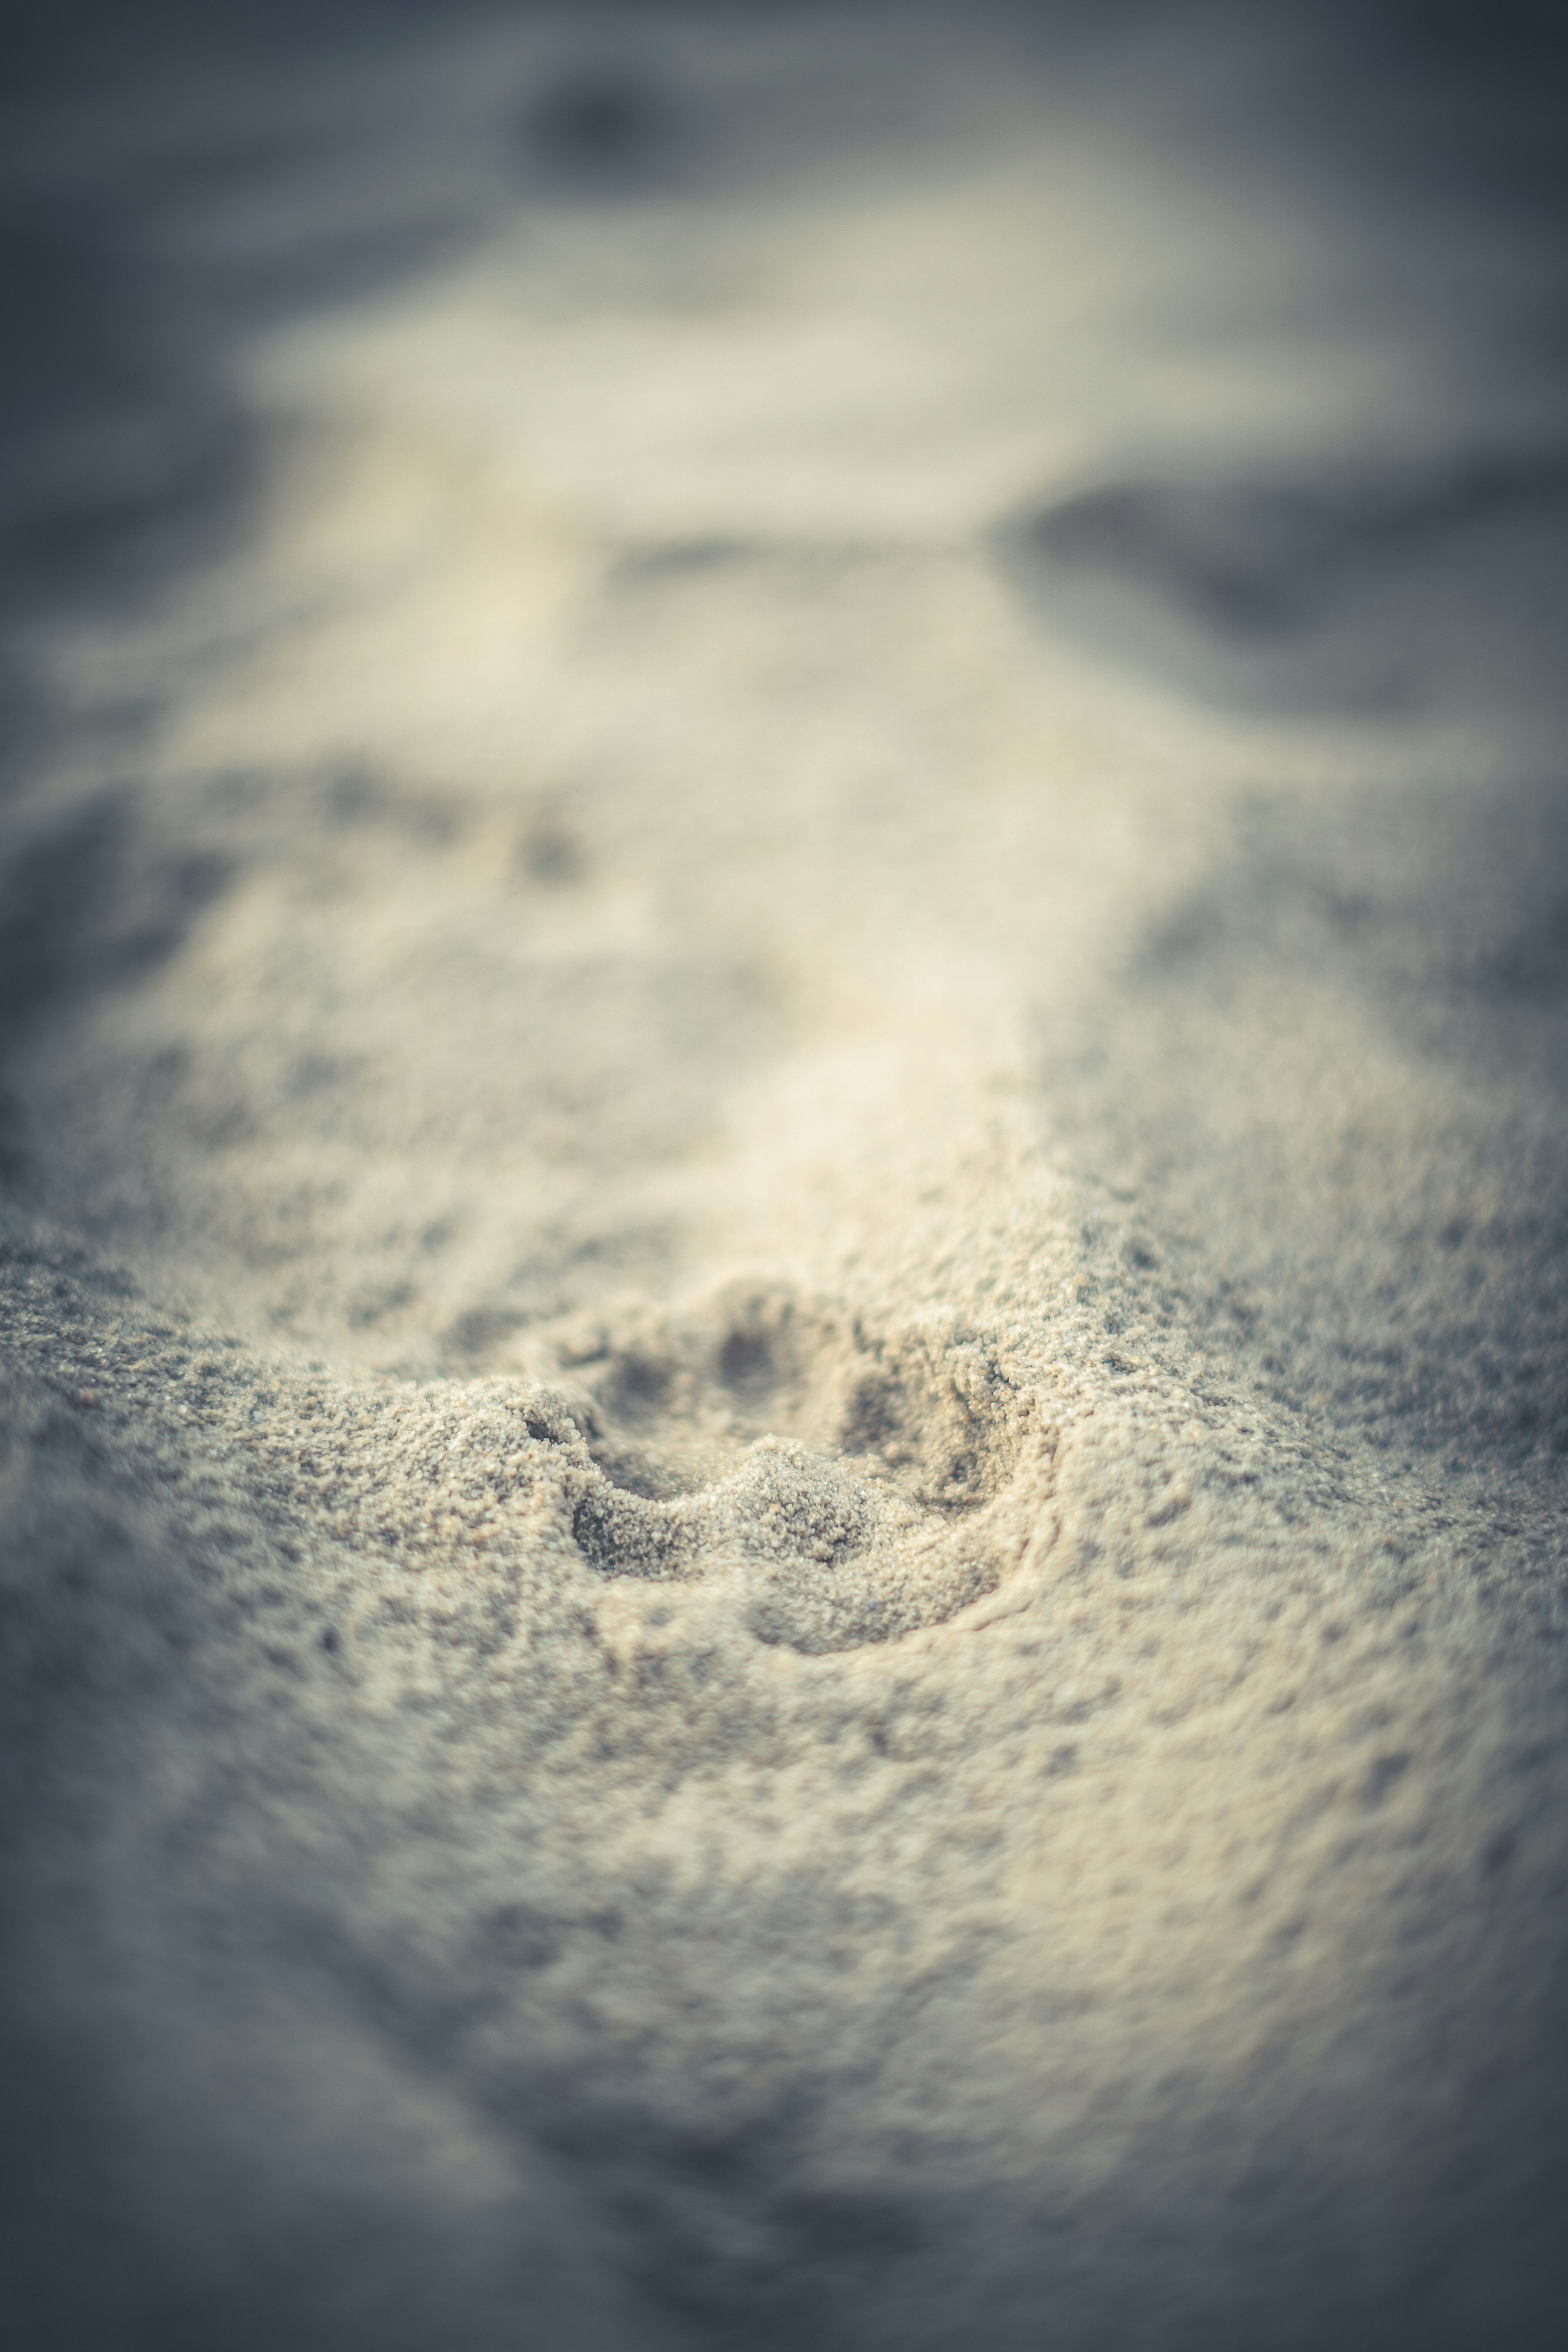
[3,5,1566,2343]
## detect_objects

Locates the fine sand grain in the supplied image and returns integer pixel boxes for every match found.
[3,5,1567,2345]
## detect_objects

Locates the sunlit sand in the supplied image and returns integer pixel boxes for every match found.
[3,6,1566,2343]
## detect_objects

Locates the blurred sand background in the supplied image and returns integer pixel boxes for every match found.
[3,3,1568,2343]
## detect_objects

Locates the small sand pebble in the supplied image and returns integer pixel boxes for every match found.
[1148,1474,1192,1525]
[74,1388,101,1409]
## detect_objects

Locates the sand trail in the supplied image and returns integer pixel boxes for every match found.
[3,6,1568,2346]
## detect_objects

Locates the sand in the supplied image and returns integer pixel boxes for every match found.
[3,4,1567,2344]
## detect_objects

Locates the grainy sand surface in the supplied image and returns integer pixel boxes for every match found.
[3,5,1567,2344]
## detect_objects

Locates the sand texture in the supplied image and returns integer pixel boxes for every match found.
[3,5,1568,2345]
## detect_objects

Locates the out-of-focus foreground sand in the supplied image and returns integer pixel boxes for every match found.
[3,4,1567,2344]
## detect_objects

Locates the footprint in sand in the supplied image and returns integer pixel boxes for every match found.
[524,1286,1054,1653]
